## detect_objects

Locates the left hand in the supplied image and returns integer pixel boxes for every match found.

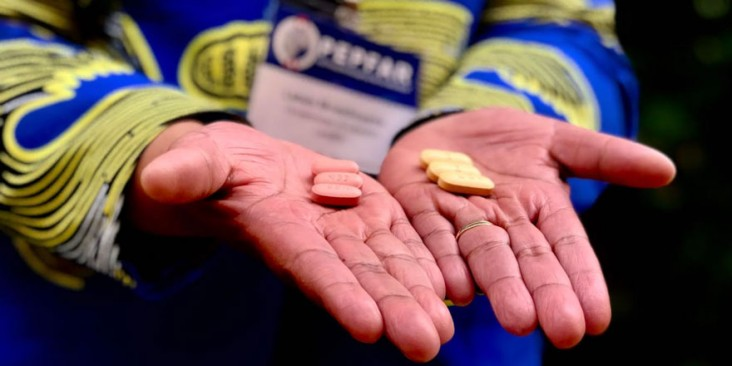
[378,107,676,349]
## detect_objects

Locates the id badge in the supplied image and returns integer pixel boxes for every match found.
[248,0,421,175]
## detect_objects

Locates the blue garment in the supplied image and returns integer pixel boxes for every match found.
[0,236,543,366]
[0,237,284,366]
[0,0,636,364]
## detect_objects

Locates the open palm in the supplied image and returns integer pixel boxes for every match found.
[129,120,454,363]
[379,107,676,349]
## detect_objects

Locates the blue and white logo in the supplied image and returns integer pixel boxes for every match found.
[268,11,419,100]
[272,15,321,71]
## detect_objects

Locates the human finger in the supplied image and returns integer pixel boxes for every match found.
[551,121,676,188]
[364,230,454,345]
[321,218,444,362]
[499,197,587,349]
[535,195,611,336]
[359,202,455,343]
[508,218,585,348]
[359,180,449,299]
[397,186,478,306]
[140,132,230,203]
[252,220,387,345]
[452,204,537,334]
[379,146,477,305]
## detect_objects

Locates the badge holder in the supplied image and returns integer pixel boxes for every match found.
[248,0,421,175]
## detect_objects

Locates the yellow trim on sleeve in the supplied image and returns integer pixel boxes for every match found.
[482,0,619,47]
[0,39,229,288]
[0,0,74,33]
[13,239,87,290]
[355,0,473,102]
[178,20,271,111]
[116,12,163,82]
[422,78,532,112]
[430,38,599,130]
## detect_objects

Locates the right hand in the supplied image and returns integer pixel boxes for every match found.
[126,119,454,363]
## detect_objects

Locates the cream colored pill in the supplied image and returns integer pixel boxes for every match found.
[426,161,481,182]
[312,158,360,175]
[313,171,363,188]
[437,171,495,196]
[420,149,473,169]
[311,183,362,207]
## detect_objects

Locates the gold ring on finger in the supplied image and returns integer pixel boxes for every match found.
[455,220,493,241]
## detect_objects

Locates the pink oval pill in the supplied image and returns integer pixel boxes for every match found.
[312,158,360,175]
[311,183,362,207]
[313,171,363,188]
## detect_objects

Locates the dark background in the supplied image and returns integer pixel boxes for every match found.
[544,1,730,365]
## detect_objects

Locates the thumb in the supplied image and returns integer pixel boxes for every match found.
[140,124,232,203]
[552,122,677,188]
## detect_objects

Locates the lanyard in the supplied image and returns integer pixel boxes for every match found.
[280,0,359,27]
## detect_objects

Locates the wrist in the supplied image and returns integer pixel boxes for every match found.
[392,107,465,145]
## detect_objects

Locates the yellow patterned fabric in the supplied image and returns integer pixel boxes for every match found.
[355,0,474,102]
[483,0,618,45]
[0,38,228,289]
[0,0,74,32]
[422,38,600,130]
[0,0,635,291]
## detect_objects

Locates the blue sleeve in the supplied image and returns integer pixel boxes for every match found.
[0,17,233,299]
[428,2,638,365]
[421,0,638,212]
